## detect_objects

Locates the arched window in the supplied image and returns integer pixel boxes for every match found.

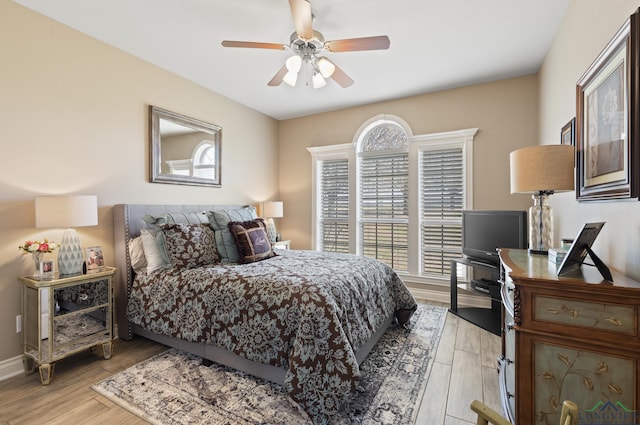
[192,141,216,179]
[357,120,410,271]
[308,116,477,282]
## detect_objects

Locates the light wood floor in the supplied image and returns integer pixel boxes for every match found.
[0,305,501,425]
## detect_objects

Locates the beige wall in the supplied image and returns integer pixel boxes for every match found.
[0,1,279,361]
[278,76,537,250]
[3,0,638,368]
[539,0,640,279]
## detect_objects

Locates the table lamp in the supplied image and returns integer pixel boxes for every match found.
[510,145,574,254]
[35,195,98,275]
[262,201,284,244]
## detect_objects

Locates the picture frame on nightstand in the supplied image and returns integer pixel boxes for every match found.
[85,246,105,271]
[39,260,54,279]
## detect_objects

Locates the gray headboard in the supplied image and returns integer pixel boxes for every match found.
[113,204,244,340]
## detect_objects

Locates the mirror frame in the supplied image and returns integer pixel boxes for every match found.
[149,105,222,187]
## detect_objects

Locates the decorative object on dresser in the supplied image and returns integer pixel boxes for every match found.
[261,200,284,244]
[498,248,640,424]
[509,145,575,254]
[556,222,612,282]
[93,303,446,425]
[19,267,115,385]
[576,8,639,202]
[35,195,98,275]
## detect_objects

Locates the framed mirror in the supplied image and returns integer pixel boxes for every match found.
[149,105,222,187]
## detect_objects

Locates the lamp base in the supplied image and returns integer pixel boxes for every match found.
[265,218,277,244]
[528,192,553,254]
[57,228,84,276]
[528,249,548,255]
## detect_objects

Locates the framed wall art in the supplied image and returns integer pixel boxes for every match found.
[561,118,575,146]
[575,9,639,201]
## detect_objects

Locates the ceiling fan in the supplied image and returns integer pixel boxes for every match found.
[221,0,390,89]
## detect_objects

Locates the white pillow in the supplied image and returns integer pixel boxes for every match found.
[128,236,147,272]
[140,229,171,274]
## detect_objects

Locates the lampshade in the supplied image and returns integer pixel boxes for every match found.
[35,195,98,275]
[317,57,335,78]
[35,195,98,228]
[312,71,326,89]
[262,201,284,218]
[510,145,575,194]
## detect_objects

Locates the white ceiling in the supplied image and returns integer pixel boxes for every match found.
[14,0,569,120]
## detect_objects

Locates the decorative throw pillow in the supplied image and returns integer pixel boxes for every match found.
[128,236,147,273]
[163,223,219,269]
[140,228,171,274]
[206,206,257,263]
[228,219,275,264]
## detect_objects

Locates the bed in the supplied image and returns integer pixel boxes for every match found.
[113,204,417,424]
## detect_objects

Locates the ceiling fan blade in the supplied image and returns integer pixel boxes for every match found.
[221,40,286,50]
[329,62,355,88]
[267,65,289,86]
[289,0,313,40]
[324,35,390,52]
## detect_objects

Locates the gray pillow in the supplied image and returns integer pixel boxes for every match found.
[206,206,257,263]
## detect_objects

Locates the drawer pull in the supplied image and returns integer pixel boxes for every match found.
[78,293,89,302]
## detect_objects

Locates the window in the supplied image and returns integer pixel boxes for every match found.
[420,146,464,276]
[309,117,476,282]
[319,158,350,253]
[193,141,216,179]
[358,122,409,271]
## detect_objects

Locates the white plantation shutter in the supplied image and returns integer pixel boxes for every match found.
[319,159,350,253]
[421,147,464,276]
[360,153,409,271]
[309,118,475,281]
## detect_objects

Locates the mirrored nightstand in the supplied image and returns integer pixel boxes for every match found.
[18,267,115,384]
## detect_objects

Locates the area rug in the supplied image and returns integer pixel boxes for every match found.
[92,303,446,425]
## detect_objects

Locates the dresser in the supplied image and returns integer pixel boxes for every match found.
[498,249,640,424]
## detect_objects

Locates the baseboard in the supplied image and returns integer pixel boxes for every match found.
[0,355,24,382]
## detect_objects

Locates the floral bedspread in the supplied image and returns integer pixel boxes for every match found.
[127,249,417,424]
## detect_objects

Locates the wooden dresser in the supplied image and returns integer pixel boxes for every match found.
[498,249,640,425]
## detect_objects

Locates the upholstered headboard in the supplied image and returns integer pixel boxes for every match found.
[113,204,244,340]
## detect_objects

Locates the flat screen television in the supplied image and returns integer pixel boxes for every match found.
[462,210,527,265]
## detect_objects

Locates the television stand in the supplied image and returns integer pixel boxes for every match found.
[449,257,501,336]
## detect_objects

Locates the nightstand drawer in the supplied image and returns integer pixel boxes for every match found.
[56,279,109,311]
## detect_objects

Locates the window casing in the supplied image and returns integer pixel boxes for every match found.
[308,118,476,282]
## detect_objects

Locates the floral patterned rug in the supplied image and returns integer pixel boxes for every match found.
[92,303,446,425]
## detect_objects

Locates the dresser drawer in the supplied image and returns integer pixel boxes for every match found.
[533,294,637,336]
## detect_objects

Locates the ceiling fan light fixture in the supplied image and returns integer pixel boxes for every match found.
[285,55,302,72]
[317,57,335,78]
[312,70,326,89]
[283,70,298,87]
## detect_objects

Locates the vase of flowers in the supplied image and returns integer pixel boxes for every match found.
[19,239,57,277]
